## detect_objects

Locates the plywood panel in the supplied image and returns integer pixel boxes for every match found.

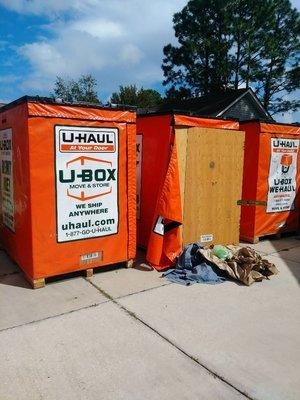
[175,128,188,210]
[175,128,188,243]
[183,127,245,245]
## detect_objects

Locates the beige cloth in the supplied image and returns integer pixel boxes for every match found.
[199,246,278,286]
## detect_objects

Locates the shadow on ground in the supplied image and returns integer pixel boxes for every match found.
[240,231,300,284]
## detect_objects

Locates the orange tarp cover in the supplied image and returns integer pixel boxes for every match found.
[146,138,182,270]
[240,121,300,240]
[27,102,135,123]
[0,99,136,280]
[260,123,300,135]
[137,113,239,268]
[174,114,239,129]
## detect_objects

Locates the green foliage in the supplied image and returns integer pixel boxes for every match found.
[52,74,100,104]
[162,0,300,113]
[228,0,268,90]
[162,0,232,97]
[253,0,300,114]
[110,85,162,108]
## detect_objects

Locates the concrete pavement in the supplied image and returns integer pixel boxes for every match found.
[0,236,299,399]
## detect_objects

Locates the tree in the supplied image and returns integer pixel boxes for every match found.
[52,74,100,104]
[253,0,300,113]
[162,0,232,98]
[228,0,268,90]
[110,85,162,108]
[162,0,300,113]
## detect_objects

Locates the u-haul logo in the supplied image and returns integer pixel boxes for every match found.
[59,128,116,153]
[273,139,298,148]
[272,139,299,154]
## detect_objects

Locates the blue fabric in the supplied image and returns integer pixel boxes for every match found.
[162,243,226,286]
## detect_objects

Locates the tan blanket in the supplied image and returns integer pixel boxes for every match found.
[199,246,278,286]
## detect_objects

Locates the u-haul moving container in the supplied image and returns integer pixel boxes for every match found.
[239,120,300,243]
[137,112,245,269]
[0,96,136,287]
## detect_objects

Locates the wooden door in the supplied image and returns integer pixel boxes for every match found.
[176,127,245,245]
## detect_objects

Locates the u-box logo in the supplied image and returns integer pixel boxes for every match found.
[59,155,116,201]
[58,128,118,200]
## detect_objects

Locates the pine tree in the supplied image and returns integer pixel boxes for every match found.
[162,0,232,97]
[254,0,300,113]
[162,0,300,113]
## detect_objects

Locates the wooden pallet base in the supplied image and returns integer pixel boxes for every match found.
[26,260,135,289]
[25,268,93,289]
[85,268,93,278]
[240,231,295,244]
[240,235,259,244]
[26,276,46,289]
[125,259,135,268]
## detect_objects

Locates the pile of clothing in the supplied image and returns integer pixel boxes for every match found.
[162,243,226,286]
[163,243,278,286]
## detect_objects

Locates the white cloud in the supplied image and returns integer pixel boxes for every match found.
[277,110,300,124]
[277,111,300,124]
[0,0,96,16]
[70,18,124,39]
[19,42,67,75]
[4,0,298,113]
[9,0,186,97]
[120,44,143,64]
[2,0,298,18]
[292,0,300,8]
[273,90,300,124]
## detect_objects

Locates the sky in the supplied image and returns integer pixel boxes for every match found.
[0,0,299,122]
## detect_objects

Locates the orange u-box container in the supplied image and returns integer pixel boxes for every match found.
[136,112,244,268]
[240,121,300,243]
[0,96,136,288]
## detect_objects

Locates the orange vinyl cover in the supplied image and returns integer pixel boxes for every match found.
[28,102,136,123]
[254,131,300,237]
[0,103,33,273]
[174,114,239,129]
[146,137,182,270]
[136,114,173,248]
[136,113,239,249]
[240,121,300,240]
[126,122,137,259]
[0,99,136,280]
[260,122,300,135]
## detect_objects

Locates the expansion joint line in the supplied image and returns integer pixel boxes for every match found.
[85,278,256,400]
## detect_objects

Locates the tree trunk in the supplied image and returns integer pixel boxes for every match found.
[204,48,209,95]
[234,33,241,89]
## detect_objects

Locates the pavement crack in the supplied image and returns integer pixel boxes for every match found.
[0,300,109,333]
[115,282,172,300]
[120,309,256,400]
[84,277,256,400]
[84,277,172,301]
[0,270,20,278]
[85,278,115,300]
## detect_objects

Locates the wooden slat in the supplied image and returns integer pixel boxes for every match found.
[24,275,45,289]
[182,127,245,245]
[175,128,188,212]
[85,268,93,278]
[175,128,188,243]
[125,259,134,268]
